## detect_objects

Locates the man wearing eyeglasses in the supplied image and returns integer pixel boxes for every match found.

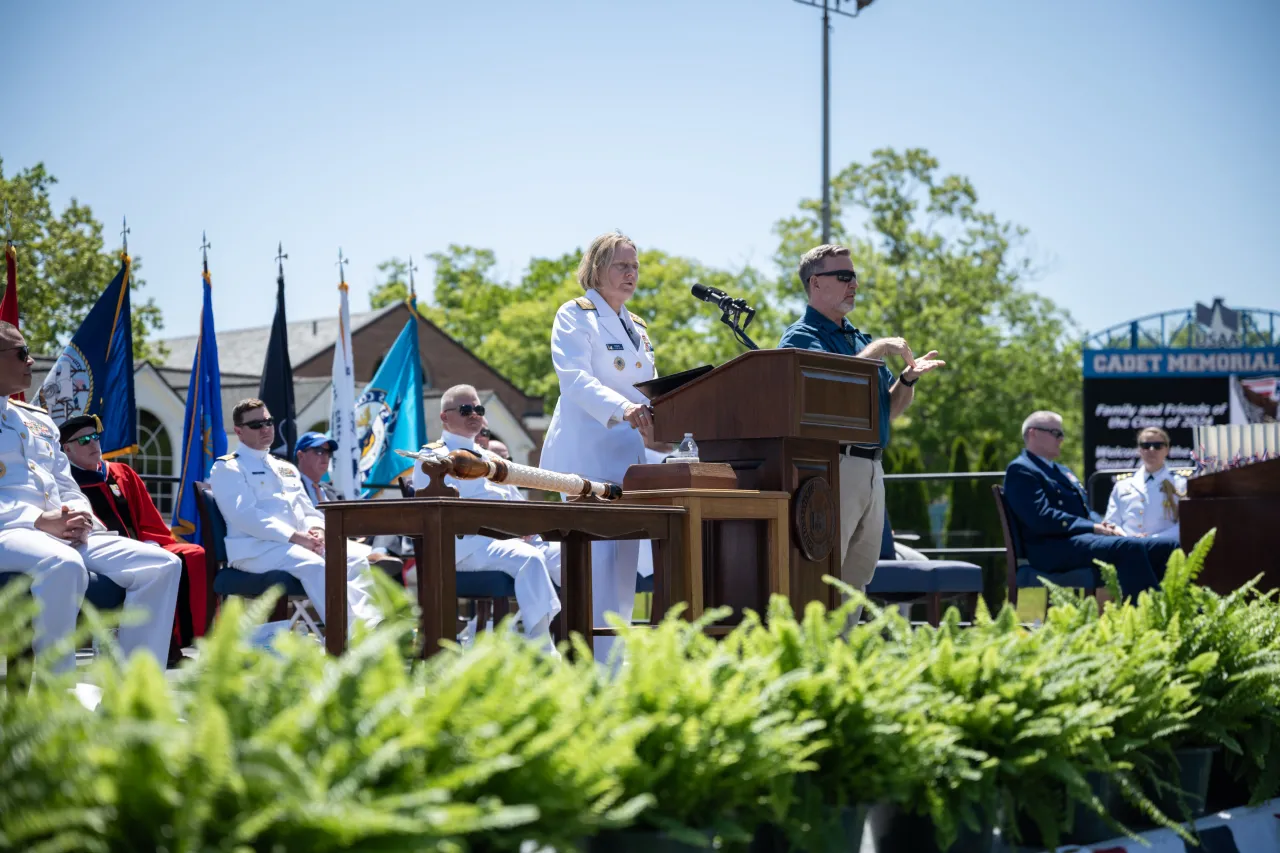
[210,398,380,631]
[778,244,946,594]
[0,321,181,670]
[413,385,560,652]
[1005,411,1177,598]
[60,414,208,660]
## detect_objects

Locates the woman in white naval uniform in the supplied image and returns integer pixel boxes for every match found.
[1104,426,1186,542]
[539,232,657,662]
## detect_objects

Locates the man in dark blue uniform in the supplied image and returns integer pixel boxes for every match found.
[1004,410,1175,598]
[778,244,945,591]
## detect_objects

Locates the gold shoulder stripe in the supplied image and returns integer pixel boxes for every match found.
[426,440,445,450]
[573,296,597,311]
[628,312,648,328]
[1114,472,1134,481]
[9,399,48,413]
[216,453,238,462]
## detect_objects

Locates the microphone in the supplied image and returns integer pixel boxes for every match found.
[691,282,735,310]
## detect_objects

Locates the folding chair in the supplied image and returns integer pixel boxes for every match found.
[991,484,1097,607]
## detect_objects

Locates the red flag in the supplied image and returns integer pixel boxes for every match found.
[2,242,25,401]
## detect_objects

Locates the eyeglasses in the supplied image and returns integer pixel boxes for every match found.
[1,345,30,361]
[1033,427,1066,440]
[811,270,858,284]
[445,404,486,417]
[1139,441,1168,450]
[71,432,101,446]
[302,447,333,457]
[240,418,276,430]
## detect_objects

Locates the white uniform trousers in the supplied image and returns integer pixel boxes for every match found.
[589,539,641,664]
[230,540,380,630]
[459,536,561,635]
[0,529,181,668]
[837,456,886,591]
[0,528,90,673]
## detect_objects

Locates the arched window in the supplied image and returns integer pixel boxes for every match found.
[131,410,175,517]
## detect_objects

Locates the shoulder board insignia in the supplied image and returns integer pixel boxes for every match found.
[9,399,48,413]
[1114,472,1134,481]
[1174,468,1194,478]
[628,312,647,328]
[573,296,597,311]
[216,453,238,462]
[425,440,446,450]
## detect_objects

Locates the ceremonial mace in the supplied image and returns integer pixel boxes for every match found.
[395,448,623,501]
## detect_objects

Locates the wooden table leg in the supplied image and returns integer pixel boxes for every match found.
[769,499,790,601]
[653,516,685,623]
[325,514,349,655]
[561,532,593,658]
[683,500,703,620]
[417,509,454,658]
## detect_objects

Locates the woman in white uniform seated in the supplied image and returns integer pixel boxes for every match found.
[1104,426,1186,542]
[538,231,657,662]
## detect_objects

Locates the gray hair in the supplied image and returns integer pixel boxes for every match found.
[441,384,480,411]
[577,231,637,293]
[797,244,851,294]
[1021,410,1063,440]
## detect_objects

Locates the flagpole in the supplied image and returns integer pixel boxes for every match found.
[2,201,24,401]
[331,247,359,500]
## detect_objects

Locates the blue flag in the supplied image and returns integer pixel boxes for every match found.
[171,267,227,544]
[356,316,425,497]
[37,253,137,456]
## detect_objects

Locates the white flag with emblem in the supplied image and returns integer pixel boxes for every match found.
[330,280,359,500]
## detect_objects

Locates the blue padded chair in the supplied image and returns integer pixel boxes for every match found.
[2,569,125,683]
[194,482,316,635]
[991,484,1097,606]
[636,573,654,594]
[865,509,984,626]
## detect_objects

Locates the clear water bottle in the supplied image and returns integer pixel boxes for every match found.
[674,432,699,463]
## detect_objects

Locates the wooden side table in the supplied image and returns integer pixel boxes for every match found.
[621,489,790,622]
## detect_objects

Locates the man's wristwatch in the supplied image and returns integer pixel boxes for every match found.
[899,368,918,387]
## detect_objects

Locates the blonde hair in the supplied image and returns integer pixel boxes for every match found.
[577,231,637,292]
[1137,426,1170,445]
[798,244,851,294]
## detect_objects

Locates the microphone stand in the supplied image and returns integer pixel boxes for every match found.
[719,299,759,351]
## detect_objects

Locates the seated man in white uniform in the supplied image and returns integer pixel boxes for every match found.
[1104,426,1186,542]
[209,398,379,631]
[0,321,180,671]
[413,385,560,650]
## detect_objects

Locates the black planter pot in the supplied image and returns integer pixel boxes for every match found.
[1014,772,1124,848]
[1155,747,1215,821]
[865,802,993,853]
[749,804,869,853]
[1205,746,1254,813]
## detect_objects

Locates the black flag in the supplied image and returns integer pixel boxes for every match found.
[259,246,296,459]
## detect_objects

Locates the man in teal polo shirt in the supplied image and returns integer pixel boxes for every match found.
[778,244,946,591]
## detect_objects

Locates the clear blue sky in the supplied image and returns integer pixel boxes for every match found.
[5,0,1278,344]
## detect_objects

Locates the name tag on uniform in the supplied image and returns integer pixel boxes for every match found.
[606,343,624,351]
[250,470,267,475]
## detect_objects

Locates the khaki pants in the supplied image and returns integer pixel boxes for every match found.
[837,456,885,589]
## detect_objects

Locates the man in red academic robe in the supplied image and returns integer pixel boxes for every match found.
[59,414,209,660]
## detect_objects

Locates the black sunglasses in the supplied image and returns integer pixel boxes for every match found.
[1139,441,1167,450]
[1,345,30,361]
[446,404,486,417]
[71,432,102,446]
[1033,427,1066,440]
[241,418,276,430]
[811,270,857,284]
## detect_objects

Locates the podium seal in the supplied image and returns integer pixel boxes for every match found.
[794,477,835,562]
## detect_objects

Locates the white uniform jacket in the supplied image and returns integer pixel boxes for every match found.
[210,444,324,565]
[539,288,657,484]
[413,430,521,562]
[1104,465,1187,541]
[0,398,96,528]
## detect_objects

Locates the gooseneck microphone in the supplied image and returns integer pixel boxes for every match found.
[689,282,759,351]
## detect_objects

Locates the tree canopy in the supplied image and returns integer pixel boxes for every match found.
[0,159,166,363]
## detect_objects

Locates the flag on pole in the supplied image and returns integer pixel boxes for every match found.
[171,257,227,544]
[36,253,137,456]
[356,315,425,497]
[259,244,296,459]
[330,273,359,500]
[2,236,22,401]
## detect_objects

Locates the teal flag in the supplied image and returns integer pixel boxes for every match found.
[355,316,425,497]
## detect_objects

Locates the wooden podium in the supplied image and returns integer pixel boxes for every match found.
[1180,456,1280,595]
[647,348,883,609]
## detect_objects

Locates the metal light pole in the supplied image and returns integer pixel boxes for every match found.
[791,0,876,244]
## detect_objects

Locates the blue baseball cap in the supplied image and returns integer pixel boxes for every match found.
[296,431,338,454]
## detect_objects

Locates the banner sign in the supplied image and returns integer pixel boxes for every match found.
[1083,377,1230,478]
[1084,347,1280,378]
